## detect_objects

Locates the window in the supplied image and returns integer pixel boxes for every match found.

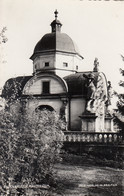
[45,62,49,67]
[42,81,50,94]
[63,62,68,67]
[76,65,78,70]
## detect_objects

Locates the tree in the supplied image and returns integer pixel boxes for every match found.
[0,27,8,44]
[0,109,20,195]
[0,27,8,95]
[14,109,64,185]
[0,27,65,194]
[0,105,64,195]
[114,55,124,138]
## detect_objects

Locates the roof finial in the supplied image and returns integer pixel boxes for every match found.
[51,10,62,33]
[54,10,58,20]
[93,57,99,72]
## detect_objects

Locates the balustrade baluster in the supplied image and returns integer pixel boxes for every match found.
[104,134,107,143]
[114,134,117,142]
[99,134,103,142]
[63,132,120,143]
[109,134,112,142]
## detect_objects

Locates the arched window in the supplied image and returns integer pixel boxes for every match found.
[35,105,54,112]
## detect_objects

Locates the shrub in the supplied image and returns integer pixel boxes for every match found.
[0,108,64,194]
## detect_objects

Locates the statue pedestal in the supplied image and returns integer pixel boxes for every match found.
[80,113,97,132]
[105,114,113,132]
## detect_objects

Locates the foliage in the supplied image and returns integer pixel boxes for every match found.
[0,27,8,66]
[114,55,124,137]
[0,107,64,195]
[0,109,20,195]
[15,109,64,185]
[2,77,25,104]
[0,26,65,194]
[0,27,8,44]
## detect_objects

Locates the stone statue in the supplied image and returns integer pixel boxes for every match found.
[107,81,113,106]
[105,81,113,114]
[93,58,99,72]
[84,73,107,115]
[83,73,96,112]
[87,74,96,100]
[60,101,67,122]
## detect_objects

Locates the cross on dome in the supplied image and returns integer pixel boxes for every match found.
[54,10,58,20]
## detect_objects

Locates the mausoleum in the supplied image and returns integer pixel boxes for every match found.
[2,10,114,137]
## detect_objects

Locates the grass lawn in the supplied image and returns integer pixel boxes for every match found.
[54,163,124,196]
[10,154,124,196]
[52,153,124,196]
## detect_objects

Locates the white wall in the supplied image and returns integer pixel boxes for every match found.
[33,54,55,72]
[70,98,86,131]
[33,52,83,77]
[55,52,83,77]
[23,75,66,95]
[26,98,63,114]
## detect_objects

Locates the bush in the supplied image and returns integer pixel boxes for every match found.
[0,108,64,194]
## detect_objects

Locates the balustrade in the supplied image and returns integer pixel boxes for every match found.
[62,132,122,143]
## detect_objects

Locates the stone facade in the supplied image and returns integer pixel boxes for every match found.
[2,11,114,133]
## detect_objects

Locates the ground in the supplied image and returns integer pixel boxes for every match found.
[21,154,124,196]
[54,163,124,196]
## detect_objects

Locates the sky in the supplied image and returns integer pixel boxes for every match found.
[0,0,124,95]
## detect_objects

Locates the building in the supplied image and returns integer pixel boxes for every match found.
[2,10,114,135]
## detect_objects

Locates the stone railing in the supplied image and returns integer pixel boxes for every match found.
[63,131,122,143]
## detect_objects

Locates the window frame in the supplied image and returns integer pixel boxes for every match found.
[42,81,50,94]
[76,65,78,71]
[44,62,50,67]
[63,62,68,67]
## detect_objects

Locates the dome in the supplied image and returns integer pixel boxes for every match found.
[64,72,108,97]
[30,32,82,60]
[30,10,83,60]
[2,76,32,100]
[51,19,62,26]
[64,72,99,96]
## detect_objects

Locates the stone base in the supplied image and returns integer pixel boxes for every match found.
[105,114,113,132]
[80,113,97,132]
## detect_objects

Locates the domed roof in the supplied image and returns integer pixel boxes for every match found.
[64,72,108,97]
[64,72,99,96]
[2,76,32,100]
[30,10,83,60]
[30,32,81,60]
[51,19,62,26]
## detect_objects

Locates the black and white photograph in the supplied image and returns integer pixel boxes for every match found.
[0,0,124,195]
